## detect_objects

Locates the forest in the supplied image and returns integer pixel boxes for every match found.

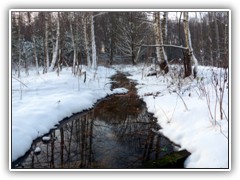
[11,11,229,77]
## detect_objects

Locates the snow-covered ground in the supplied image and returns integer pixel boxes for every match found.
[114,64,229,168]
[11,64,229,169]
[11,66,127,162]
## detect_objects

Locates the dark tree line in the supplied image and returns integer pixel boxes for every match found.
[11,11,229,78]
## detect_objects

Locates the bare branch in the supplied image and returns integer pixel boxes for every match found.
[140,44,188,50]
[93,12,107,18]
[175,91,189,111]
[12,77,28,88]
[134,17,154,24]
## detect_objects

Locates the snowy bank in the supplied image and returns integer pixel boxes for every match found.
[114,64,229,168]
[11,66,127,162]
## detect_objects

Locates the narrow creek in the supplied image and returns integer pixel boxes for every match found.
[12,73,189,169]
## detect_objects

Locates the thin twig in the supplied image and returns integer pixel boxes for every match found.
[174,91,189,111]
[12,77,28,88]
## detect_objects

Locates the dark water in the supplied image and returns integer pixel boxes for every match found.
[12,73,177,169]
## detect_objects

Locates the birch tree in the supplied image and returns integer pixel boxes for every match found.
[153,12,169,74]
[183,12,198,77]
[49,12,60,72]
[162,12,168,44]
[91,13,97,69]
[198,12,205,65]
[17,12,22,78]
[69,13,77,74]
[82,14,91,68]
[44,13,50,73]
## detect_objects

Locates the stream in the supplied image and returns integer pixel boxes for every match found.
[12,73,187,169]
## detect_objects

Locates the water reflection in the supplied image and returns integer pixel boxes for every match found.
[13,73,175,169]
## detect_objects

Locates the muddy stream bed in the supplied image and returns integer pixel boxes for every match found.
[12,73,190,169]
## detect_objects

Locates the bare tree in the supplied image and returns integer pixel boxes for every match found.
[94,12,116,65]
[91,13,97,69]
[183,12,198,77]
[153,12,169,74]
[27,12,39,75]
[82,13,91,68]
[49,12,60,72]
[116,12,148,65]
[17,12,22,78]
[214,12,221,61]
[207,12,214,66]
[195,12,205,64]
[108,14,117,65]
[12,11,228,76]
[162,12,168,44]
[69,13,78,74]
[44,13,50,73]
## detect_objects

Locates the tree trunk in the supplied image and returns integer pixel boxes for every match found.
[183,12,198,78]
[44,13,49,73]
[27,12,39,75]
[83,15,91,68]
[17,12,21,78]
[109,22,115,65]
[183,12,192,77]
[32,35,39,75]
[70,16,77,75]
[57,49,61,76]
[75,13,80,74]
[91,13,97,69]
[214,12,220,62]
[49,12,60,72]
[223,20,228,68]
[207,12,214,66]
[199,13,205,65]
[154,12,169,74]
[162,12,168,44]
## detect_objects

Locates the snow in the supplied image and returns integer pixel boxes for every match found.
[34,147,41,153]
[42,136,51,141]
[11,63,229,169]
[114,64,229,168]
[11,66,127,162]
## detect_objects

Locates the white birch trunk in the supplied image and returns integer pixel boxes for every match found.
[154,12,168,73]
[91,14,97,69]
[183,12,198,77]
[188,27,198,68]
[45,14,49,72]
[154,12,162,64]
[83,15,91,68]
[162,12,168,44]
[70,18,77,74]
[49,13,60,72]
[17,12,21,78]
